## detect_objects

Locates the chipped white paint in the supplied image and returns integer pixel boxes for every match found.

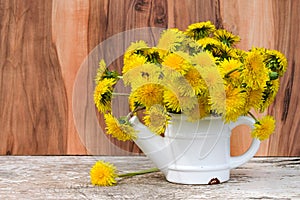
[0,156,299,199]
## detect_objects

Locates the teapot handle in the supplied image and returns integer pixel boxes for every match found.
[228,116,260,169]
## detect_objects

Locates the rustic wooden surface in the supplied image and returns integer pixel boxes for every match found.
[0,0,299,155]
[0,156,299,199]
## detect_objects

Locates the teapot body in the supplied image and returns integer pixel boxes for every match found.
[165,115,233,184]
[132,114,260,184]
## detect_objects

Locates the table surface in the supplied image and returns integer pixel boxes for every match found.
[0,156,299,200]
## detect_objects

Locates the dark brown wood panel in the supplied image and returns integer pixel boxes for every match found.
[0,0,68,155]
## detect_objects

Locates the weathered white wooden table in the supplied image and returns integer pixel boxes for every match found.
[0,156,299,199]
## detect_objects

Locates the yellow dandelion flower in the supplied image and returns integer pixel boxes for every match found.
[94,60,120,84]
[123,41,149,62]
[185,96,210,121]
[213,29,240,47]
[162,53,191,75]
[199,67,226,113]
[104,114,137,141]
[184,36,203,51]
[123,63,163,89]
[173,50,192,62]
[198,66,224,92]
[235,48,247,58]
[178,94,198,113]
[157,48,169,59]
[129,91,140,112]
[185,21,216,40]
[252,47,267,54]
[157,28,186,52]
[126,40,149,53]
[140,47,166,64]
[197,37,221,50]
[129,83,164,108]
[94,78,116,113]
[160,67,184,89]
[222,85,247,122]
[191,51,216,67]
[166,75,195,97]
[242,50,269,90]
[251,115,275,140]
[143,104,170,135]
[209,84,246,122]
[259,79,280,112]
[123,54,148,75]
[143,47,168,62]
[184,67,207,95]
[90,160,117,186]
[163,89,197,113]
[269,79,280,97]
[219,59,242,86]
[209,87,226,114]
[244,88,264,113]
[197,96,211,117]
[163,90,181,112]
[95,59,107,85]
[213,42,238,60]
[264,49,288,77]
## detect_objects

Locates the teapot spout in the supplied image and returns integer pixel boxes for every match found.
[130,116,171,175]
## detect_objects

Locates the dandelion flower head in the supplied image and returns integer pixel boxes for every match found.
[251,115,275,140]
[90,160,117,186]
[94,78,116,113]
[129,83,164,108]
[104,114,137,141]
[144,104,170,135]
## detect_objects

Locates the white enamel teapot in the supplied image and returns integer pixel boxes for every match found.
[130,114,260,184]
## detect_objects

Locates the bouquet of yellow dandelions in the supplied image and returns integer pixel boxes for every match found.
[94,21,287,144]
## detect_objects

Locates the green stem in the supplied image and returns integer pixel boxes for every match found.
[126,106,146,120]
[132,106,146,113]
[118,168,159,178]
[112,92,130,96]
[248,111,258,122]
[224,67,240,78]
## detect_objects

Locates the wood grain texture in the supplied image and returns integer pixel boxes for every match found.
[51,0,88,155]
[74,0,141,155]
[0,0,68,155]
[267,0,300,156]
[0,156,299,199]
[0,0,298,155]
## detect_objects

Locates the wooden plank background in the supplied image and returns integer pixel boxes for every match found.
[0,0,299,156]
